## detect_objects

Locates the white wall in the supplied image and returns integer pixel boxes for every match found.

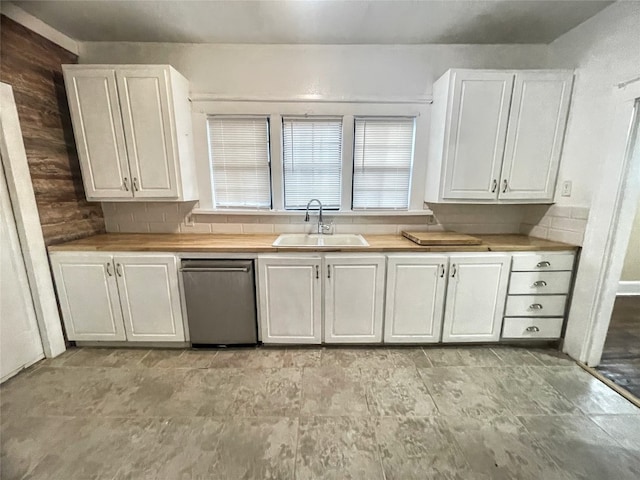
[547,1,640,208]
[621,195,640,282]
[78,43,548,99]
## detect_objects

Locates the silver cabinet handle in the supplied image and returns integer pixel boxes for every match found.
[536,261,551,268]
[529,303,544,310]
[526,326,540,332]
[491,179,497,193]
[133,177,139,191]
[327,265,331,279]
[502,179,508,193]
[116,263,123,277]
[106,262,113,276]
[440,264,445,278]
[451,264,457,278]
[532,281,547,287]
[123,177,129,191]
[315,265,319,279]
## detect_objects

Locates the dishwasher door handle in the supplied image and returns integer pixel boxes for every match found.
[180,267,250,273]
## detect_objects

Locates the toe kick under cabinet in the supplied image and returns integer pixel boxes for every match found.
[502,252,576,340]
[50,252,185,342]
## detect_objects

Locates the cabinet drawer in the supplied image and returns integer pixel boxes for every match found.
[509,271,572,295]
[511,252,575,272]
[505,295,567,317]
[502,317,563,339]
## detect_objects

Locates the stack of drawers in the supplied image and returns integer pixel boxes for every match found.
[502,252,576,340]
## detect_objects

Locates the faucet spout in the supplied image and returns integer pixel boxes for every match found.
[304,199,323,224]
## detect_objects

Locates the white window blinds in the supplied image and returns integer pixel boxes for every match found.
[282,117,342,210]
[352,117,415,210]
[207,116,271,209]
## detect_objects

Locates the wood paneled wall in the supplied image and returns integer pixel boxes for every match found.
[0,15,104,245]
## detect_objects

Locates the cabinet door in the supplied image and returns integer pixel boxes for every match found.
[114,254,185,342]
[442,71,514,200]
[324,255,386,343]
[116,67,179,198]
[50,254,126,341]
[442,254,510,343]
[384,255,448,343]
[258,256,322,344]
[63,68,132,200]
[499,72,573,201]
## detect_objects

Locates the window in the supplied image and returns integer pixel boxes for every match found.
[282,117,342,210]
[352,117,415,210]
[207,116,271,209]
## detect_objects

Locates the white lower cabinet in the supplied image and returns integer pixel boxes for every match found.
[384,255,448,343]
[114,255,185,342]
[51,253,126,341]
[257,256,322,344]
[442,254,511,343]
[50,252,184,342]
[257,254,384,344]
[324,255,386,343]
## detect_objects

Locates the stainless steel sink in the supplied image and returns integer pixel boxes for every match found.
[273,233,369,248]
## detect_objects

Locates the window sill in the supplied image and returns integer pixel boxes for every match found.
[192,208,434,217]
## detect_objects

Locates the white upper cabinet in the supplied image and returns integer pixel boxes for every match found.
[499,71,573,200]
[324,255,386,343]
[442,253,510,343]
[258,256,322,344]
[63,65,197,202]
[384,255,448,343]
[114,254,185,342]
[425,69,573,204]
[438,70,514,201]
[63,68,132,199]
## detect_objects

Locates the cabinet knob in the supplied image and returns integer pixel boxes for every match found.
[440,264,446,278]
[123,177,129,191]
[106,262,113,276]
[529,303,544,310]
[116,263,123,277]
[532,280,547,288]
[536,261,551,268]
[526,326,540,333]
[451,264,457,278]
[502,179,508,193]
[491,179,498,193]
[133,177,139,192]
[315,265,319,279]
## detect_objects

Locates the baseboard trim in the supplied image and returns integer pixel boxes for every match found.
[618,281,640,296]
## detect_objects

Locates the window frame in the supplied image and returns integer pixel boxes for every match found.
[282,115,344,211]
[351,116,417,211]
[206,114,273,210]
[192,100,431,215]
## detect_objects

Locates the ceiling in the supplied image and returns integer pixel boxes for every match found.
[12,0,614,45]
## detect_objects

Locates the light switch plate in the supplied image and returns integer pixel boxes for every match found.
[561,181,572,197]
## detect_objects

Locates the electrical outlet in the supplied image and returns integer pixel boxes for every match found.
[561,181,572,197]
[184,213,195,227]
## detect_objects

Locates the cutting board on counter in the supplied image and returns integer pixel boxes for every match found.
[402,231,483,246]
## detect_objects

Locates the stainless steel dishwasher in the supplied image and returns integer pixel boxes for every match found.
[180,259,258,345]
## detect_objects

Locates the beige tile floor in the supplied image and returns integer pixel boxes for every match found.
[1,345,639,480]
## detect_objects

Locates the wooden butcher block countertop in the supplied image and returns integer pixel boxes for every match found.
[48,233,578,253]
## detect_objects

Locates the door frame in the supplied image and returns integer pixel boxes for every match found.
[563,78,640,366]
[0,82,66,358]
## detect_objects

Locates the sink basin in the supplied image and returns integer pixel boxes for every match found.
[273,234,369,248]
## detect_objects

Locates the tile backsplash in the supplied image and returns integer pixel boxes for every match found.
[101,202,589,245]
[520,205,589,245]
